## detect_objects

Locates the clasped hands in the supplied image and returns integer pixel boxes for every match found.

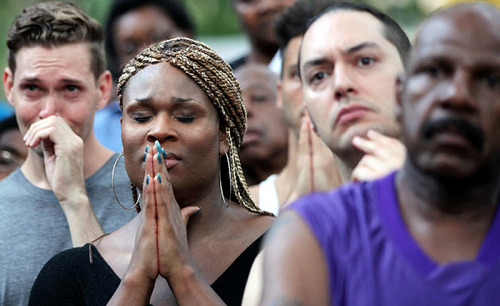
[126,140,201,289]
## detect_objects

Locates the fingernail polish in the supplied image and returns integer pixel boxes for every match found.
[144,145,149,161]
[146,175,150,185]
[162,148,167,159]
[157,174,162,183]
[155,140,161,153]
[157,152,162,164]
[193,207,202,217]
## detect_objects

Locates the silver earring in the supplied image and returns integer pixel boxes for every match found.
[226,153,232,203]
[112,153,141,210]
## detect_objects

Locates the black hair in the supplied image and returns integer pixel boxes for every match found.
[0,115,19,134]
[309,2,411,66]
[275,0,337,78]
[104,0,195,80]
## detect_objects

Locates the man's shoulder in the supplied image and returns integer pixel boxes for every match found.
[0,169,30,198]
[290,179,379,216]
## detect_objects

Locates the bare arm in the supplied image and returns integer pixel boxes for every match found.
[24,115,104,246]
[260,211,329,305]
[108,142,223,305]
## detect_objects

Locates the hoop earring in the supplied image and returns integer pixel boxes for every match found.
[112,153,141,210]
[219,154,228,207]
[226,153,232,203]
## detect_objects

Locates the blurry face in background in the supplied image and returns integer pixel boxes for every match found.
[232,0,296,49]
[278,36,304,136]
[236,65,288,166]
[114,5,191,68]
[0,128,27,180]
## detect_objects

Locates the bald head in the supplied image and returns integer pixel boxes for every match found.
[415,2,500,49]
[235,64,279,92]
[400,2,500,181]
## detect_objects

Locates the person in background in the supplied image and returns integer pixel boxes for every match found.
[0,2,134,304]
[261,3,500,305]
[235,64,289,187]
[30,37,274,306]
[0,115,28,180]
[230,0,297,70]
[94,0,195,151]
[247,0,342,216]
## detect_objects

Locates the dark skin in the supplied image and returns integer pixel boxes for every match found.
[236,65,288,185]
[93,63,273,305]
[232,0,297,65]
[260,4,500,305]
[396,4,500,264]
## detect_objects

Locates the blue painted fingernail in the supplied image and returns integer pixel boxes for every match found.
[146,145,149,153]
[162,148,167,159]
[157,174,162,183]
[155,140,161,153]
[193,207,202,217]
[146,175,150,185]
[157,152,161,164]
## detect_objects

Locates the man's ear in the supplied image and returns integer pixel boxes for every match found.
[219,126,230,155]
[276,80,283,109]
[96,71,112,110]
[3,68,15,106]
[395,74,404,125]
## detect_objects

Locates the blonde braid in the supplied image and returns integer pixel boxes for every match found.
[117,37,272,216]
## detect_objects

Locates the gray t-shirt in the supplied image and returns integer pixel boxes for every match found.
[0,153,135,306]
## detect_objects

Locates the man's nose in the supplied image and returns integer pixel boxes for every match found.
[440,70,476,114]
[39,95,60,119]
[333,64,356,100]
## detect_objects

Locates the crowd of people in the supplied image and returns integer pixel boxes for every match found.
[0,0,498,305]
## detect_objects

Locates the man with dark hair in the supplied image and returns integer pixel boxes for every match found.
[230,0,297,70]
[261,2,500,305]
[95,0,195,151]
[0,2,133,304]
[298,2,408,183]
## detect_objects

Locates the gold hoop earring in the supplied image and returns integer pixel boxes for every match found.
[112,153,141,210]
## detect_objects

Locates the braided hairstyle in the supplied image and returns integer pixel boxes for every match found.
[117,37,272,216]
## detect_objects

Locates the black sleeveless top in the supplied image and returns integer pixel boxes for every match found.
[29,235,264,306]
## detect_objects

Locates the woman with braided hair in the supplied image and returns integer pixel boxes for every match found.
[29,37,274,306]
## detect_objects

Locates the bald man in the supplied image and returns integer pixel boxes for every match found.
[261,3,500,305]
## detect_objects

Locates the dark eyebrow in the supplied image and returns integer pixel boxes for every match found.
[172,97,192,103]
[302,58,330,72]
[134,97,152,104]
[345,42,381,54]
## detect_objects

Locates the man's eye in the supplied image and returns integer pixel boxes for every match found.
[25,84,38,91]
[310,71,326,84]
[66,85,79,92]
[485,73,499,88]
[252,94,269,103]
[358,57,375,67]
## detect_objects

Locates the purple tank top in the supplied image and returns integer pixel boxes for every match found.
[290,172,500,306]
